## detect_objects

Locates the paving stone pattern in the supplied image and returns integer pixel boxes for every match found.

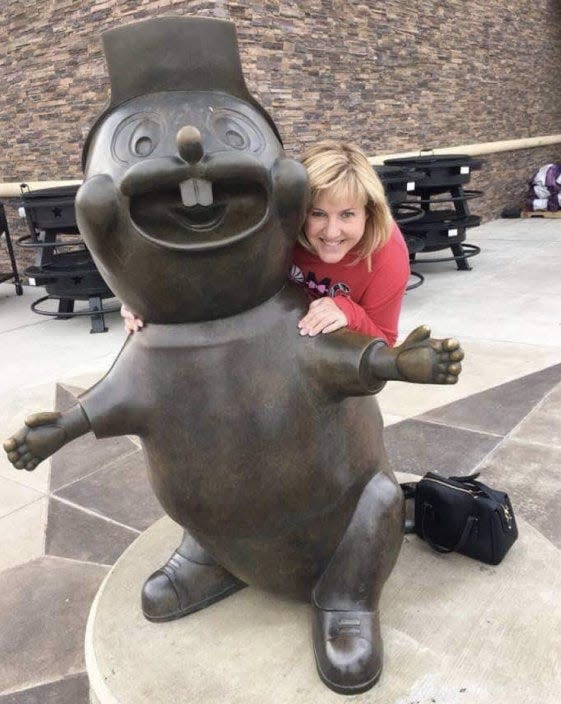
[2,365,561,700]
[0,383,159,702]
[0,674,89,704]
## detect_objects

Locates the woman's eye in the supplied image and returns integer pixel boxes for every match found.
[341,211,355,218]
[311,210,325,217]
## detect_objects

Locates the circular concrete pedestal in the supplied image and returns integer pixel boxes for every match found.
[86,500,561,703]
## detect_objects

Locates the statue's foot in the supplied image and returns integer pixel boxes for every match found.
[142,550,246,622]
[312,605,382,695]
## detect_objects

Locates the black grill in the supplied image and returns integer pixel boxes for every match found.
[383,154,482,271]
[374,164,426,290]
[0,203,23,295]
[17,184,119,333]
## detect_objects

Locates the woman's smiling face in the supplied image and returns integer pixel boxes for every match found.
[304,190,367,263]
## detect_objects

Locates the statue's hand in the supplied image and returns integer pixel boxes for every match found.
[3,412,68,471]
[394,325,463,384]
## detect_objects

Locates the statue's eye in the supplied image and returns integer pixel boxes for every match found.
[209,109,264,153]
[224,129,246,149]
[129,120,161,157]
[112,113,164,163]
[134,135,154,157]
[213,117,250,150]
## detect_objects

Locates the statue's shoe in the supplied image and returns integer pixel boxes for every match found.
[141,550,246,622]
[311,606,383,695]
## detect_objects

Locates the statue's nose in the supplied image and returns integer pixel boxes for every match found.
[176,126,204,165]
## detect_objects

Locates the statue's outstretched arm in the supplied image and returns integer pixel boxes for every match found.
[361,325,463,387]
[308,325,463,398]
[3,342,144,472]
[3,405,91,472]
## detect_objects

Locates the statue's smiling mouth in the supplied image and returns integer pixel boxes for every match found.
[122,155,270,251]
[174,202,226,231]
[177,178,224,231]
[133,177,227,235]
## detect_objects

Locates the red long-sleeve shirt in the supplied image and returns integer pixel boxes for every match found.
[290,222,409,346]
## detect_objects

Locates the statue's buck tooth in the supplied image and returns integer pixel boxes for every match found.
[180,178,213,207]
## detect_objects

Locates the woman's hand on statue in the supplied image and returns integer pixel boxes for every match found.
[298,297,348,336]
[121,304,144,334]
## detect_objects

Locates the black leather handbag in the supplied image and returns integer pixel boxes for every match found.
[401,472,518,565]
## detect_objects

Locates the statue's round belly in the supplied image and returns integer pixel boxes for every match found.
[143,391,384,539]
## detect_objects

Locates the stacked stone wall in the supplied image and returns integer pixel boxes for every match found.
[1,0,561,275]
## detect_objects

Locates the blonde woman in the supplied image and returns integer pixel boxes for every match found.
[292,140,409,345]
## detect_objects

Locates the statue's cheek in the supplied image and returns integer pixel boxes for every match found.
[76,174,128,241]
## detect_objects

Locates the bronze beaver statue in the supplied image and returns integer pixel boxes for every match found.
[3,17,463,695]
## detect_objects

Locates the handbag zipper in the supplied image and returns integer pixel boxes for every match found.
[426,478,513,529]
[501,503,513,528]
[423,477,480,496]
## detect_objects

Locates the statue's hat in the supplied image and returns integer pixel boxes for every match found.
[83,16,282,166]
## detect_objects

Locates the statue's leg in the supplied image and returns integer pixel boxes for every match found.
[142,529,246,622]
[311,470,404,695]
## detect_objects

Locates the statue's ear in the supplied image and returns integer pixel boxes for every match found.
[272,158,310,238]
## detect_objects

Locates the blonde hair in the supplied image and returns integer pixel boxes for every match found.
[298,140,393,261]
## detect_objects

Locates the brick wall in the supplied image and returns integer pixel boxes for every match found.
[1,0,561,276]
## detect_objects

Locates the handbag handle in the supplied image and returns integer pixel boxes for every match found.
[400,482,417,534]
[400,482,417,500]
[421,503,478,553]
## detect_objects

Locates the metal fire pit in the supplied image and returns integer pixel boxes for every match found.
[375,164,426,290]
[17,184,118,333]
[0,203,23,295]
[384,153,483,192]
[374,165,423,207]
[383,154,483,271]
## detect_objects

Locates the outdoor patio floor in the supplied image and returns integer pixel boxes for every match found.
[0,216,560,702]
